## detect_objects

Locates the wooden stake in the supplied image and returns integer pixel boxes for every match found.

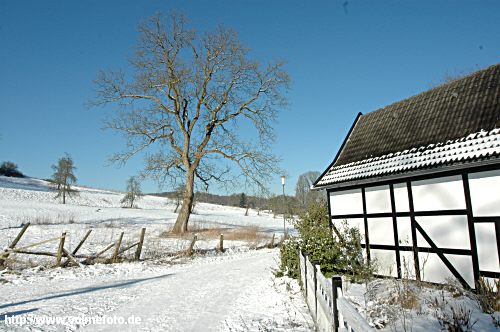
[0,222,30,267]
[187,234,197,256]
[218,234,224,253]
[112,232,124,263]
[55,232,66,266]
[62,248,82,267]
[72,229,92,255]
[62,229,92,267]
[268,233,275,248]
[134,228,146,261]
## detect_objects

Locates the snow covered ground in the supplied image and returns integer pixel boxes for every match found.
[0,251,313,331]
[0,176,290,264]
[3,176,496,331]
[343,278,499,331]
[0,176,311,331]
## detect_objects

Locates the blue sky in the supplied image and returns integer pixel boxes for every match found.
[1,0,499,195]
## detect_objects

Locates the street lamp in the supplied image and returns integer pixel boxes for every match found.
[281,175,287,238]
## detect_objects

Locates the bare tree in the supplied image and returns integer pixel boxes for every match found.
[91,13,289,234]
[52,154,77,204]
[121,176,143,208]
[295,171,322,209]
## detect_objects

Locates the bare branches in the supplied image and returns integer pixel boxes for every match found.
[91,11,289,193]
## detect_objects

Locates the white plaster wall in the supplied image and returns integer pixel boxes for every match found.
[415,216,470,250]
[393,183,410,212]
[367,218,394,245]
[397,217,412,245]
[331,170,498,289]
[365,185,391,213]
[469,170,500,216]
[411,175,466,211]
[475,222,500,272]
[332,218,365,244]
[419,252,474,288]
[445,254,475,288]
[371,249,397,277]
[329,189,363,216]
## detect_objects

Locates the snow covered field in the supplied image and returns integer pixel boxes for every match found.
[0,176,290,263]
[0,176,311,331]
[2,176,497,331]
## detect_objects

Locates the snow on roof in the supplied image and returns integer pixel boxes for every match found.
[315,128,500,187]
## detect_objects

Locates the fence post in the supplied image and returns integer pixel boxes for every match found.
[72,229,92,255]
[268,233,275,248]
[218,234,224,252]
[0,222,30,268]
[332,275,342,332]
[112,232,124,263]
[312,260,319,321]
[135,228,146,261]
[55,232,66,266]
[187,234,198,256]
[303,251,308,299]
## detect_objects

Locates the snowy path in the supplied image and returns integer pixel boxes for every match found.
[0,250,313,331]
[89,250,282,331]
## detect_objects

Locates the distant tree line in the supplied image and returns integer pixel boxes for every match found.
[157,170,325,217]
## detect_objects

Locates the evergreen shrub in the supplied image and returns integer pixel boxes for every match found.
[279,201,374,282]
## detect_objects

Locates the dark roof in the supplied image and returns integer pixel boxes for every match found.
[335,64,500,167]
[314,63,500,189]
[315,128,500,187]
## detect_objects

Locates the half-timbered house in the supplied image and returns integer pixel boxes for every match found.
[313,64,500,289]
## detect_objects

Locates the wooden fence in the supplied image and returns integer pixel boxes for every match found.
[299,250,374,332]
[0,223,146,269]
[183,232,280,257]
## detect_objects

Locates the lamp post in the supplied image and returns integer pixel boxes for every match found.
[281,175,287,238]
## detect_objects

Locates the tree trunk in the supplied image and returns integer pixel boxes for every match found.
[63,188,66,204]
[171,171,195,234]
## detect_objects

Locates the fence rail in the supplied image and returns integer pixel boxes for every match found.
[0,223,147,269]
[299,250,374,332]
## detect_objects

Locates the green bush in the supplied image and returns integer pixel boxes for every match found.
[279,236,300,278]
[279,201,374,281]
